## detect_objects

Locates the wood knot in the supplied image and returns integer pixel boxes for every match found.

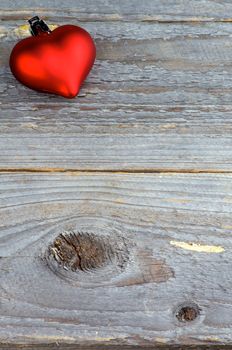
[176,303,200,323]
[47,231,129,273]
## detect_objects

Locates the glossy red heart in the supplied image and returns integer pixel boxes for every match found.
[9,24,96,98]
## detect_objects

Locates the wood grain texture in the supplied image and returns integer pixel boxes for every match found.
[1,19,232,170]
[2,1,232,21]
[0,172,232,348]
[1,1,232,348]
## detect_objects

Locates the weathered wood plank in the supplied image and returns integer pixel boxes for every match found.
[1,2,232,349]
[2,21,232,106]
[0,172,232,348]
[2,1,232,21]
[0,20,232,170]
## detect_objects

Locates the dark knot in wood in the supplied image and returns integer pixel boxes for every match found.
[176,303,200,322]
[47,231,129,273]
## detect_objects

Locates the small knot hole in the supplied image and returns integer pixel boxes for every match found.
[176,303,200,323]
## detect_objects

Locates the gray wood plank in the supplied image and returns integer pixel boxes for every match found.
[1,1,232,21]
[0,172,231,348]
[1,2,232,349]
[0,20,232,170]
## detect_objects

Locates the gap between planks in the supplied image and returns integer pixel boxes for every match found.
[0,168,232,175]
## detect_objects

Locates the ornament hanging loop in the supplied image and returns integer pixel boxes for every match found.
[28,16,51,36]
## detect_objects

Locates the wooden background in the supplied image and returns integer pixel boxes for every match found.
[1,1,232,348]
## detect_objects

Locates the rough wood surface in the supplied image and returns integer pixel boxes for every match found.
[0,172,232,348]
[2,1,232,21]
[1,1,232,348]
[1,18,232,170]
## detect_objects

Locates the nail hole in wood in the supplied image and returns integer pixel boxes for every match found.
[176,303,200,322]
[47,231,129,273]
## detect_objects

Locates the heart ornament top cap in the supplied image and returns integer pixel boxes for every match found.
[10,16,96,98]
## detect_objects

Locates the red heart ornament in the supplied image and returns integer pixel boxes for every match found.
[10,17,96,98]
